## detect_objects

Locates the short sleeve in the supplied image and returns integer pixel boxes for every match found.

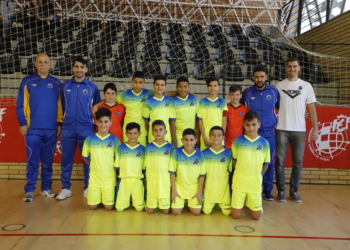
[228,151,233,173]
[82,137,90,159]
[148,89,155,98]
[169,150,177,173]
[306,84,317,104]
[264,141,271,164]
[199,155,206,177]
[169,99,176,120]
[142,100,151,120]
[197,100,203,119]
[114,146,120,169]
[143,147,149,170]
[232,138,238,161]
[195,97,199,114]
[222,99,228,112]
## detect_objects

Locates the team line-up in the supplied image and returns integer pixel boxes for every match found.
[16,54,318,220]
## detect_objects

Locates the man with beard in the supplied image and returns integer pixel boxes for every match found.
[240,65,279,201]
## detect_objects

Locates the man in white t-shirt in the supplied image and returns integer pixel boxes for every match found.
[275,58,318,203]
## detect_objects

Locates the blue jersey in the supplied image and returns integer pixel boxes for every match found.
[61,77,101,130]
[16,74,62,129]
[241,84,280,132]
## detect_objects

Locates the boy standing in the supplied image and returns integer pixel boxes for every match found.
[169,129,206,216]
[114,122,145,212]
[144,120,175,214]
[82,108,120,210]
[197,77,227,150]
[143,75,172,143]
[98,83,125,143]
[231,111,270,220]
[169,76,198,148]
[224,84,249,150]
[202,126,232,216]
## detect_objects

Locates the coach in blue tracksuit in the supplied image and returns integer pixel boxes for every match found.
[56,57,101,200]
[241,65,280,201]
[16,53,62,202]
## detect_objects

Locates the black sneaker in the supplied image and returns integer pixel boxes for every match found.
[290,191,302,203]
[277,189,286,202]
[262,190,274,201]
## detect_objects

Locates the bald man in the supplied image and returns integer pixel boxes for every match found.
[16,53,63,202]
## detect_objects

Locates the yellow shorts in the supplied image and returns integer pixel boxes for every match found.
[146,197,171,209]
[122,134,147,147]
[116,178,145,211]
[171,197,202,209]
[87,186,115,206]
[231,190,262,211]
[203,201,231,210]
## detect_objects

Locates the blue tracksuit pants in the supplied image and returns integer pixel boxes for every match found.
[60,128,93,190]
[24,128,57,192]
[259,130,276,192]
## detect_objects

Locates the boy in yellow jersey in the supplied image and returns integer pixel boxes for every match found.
[92,72,177,146]
[169,128,206,216]
[143,75,172,143]
[169,76,199,148]
[202,126,232,216]
[144,120,175,214]
[197,77,227,150]
[231,111,270,220]
[82,108,120,210]
[114,122,145,212]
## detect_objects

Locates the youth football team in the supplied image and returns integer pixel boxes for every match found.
[17,54,318,220]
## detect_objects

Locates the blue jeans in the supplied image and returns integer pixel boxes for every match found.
[259,130,276,192]
[275,130,306,192]
[24,128,57,192]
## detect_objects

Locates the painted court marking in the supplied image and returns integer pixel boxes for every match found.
[0,233,350,241]
[1,224,26,232]
[234,225,255,233]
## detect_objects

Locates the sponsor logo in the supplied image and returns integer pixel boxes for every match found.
[193,159,199,164]
[141,97,147,102]
[266,95,272,100]
[0,108,7,143]
[220,157,226,162]
[256,145,262,150]
[190,101,195,106]
[282,87,302,99]
[238,112,244,117]
[136,152,142,157]
[165,102,169,107]
[83,89,88,95]
[164,150,170,155]
[308,115,350,161]
[66,89,71,92]
[250,97,255,100]
[31,84,37,87]
[47,83,53,89]
[116,111,120,115]
[107,142,113,147]
[217,104,222,108]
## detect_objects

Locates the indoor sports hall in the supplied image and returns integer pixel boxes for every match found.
[0,0,350,249]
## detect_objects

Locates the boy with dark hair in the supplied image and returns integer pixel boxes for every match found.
[202,126,232,216]
[240,65,279,201]
[169,128,206,216]
[169,76,198,148]
[82,108,120,210]
[144,120,175,214]
[114,122,145,212]
[98,82,125,143]
[143,75,172,143]
[197,77,227,150]
[57,56,101,200]
[231,111,270,220]
[224,84,249,150]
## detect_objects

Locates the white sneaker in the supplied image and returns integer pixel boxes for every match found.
[56,189,72,200]
[84,188,88,198]
[41,189,57,198]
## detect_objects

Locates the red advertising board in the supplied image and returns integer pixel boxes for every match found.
[0,102,350,169]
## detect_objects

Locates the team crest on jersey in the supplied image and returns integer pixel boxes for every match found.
[31,84,37,87]
[220,157,226,162]
[141,97,147,102]
[193,159,199,164]
[217,104,222,108]
[256,145,262,150]
[83,89,88,95]
[107,142,113,147]
[190,101,195,106]
[116,111,120,115]
[136,152,142,157]
[238,112,244,117]
[266,95,272,100]
[47,83,53,89]
[164,150,170,155]
[66,89,71,92]
[165,102,169,107]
